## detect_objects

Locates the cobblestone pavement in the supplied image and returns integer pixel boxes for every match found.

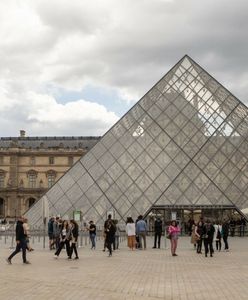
[1,236,248,300]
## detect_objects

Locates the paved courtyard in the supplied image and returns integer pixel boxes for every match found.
[1,236,248,300]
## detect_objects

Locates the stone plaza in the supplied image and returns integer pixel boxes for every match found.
[1,236,248,300]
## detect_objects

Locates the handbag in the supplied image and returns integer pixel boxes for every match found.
[166,233,171,239]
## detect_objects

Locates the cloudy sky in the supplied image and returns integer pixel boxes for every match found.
[0,0,248,137]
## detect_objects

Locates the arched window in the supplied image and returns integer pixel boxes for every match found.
[0,198,4,216]
[27,198,36,208]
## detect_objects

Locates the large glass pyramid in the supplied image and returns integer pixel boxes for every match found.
[26,55,248,226]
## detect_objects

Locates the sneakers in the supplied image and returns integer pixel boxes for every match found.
[23,261,31,264]
[54,255,58,259]
[6,258,11,265]
[74,257,79,260]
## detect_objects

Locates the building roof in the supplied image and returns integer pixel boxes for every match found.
[0,136,101,150]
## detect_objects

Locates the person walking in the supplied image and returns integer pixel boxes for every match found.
[153,217,163,249]
[6,216,30,264]
[105,219,116,257]
[23,217,34,252]
[68,220,79,260]
[114,220,121,250]
[168,220,180,256]
[53,217,61,250]
[202,219,215,257]
[136,215,147,250]
[126,217,136,250]
[103,214,112,252]
[54,220,71,259]
[88,220,96,250]
[48,216,55,250]
[222,219,230,251]
[195,220,204,254]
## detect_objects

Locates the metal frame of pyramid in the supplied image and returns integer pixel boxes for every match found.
[26,55,248,226]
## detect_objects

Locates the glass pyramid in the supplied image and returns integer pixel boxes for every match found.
[26,55,248,226]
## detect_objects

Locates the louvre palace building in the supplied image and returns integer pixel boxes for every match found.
[27,56,248,228]
[0,131,100,219]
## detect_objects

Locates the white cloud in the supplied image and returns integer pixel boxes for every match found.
[0,0,248,136]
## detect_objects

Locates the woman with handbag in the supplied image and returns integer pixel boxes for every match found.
[168,220,180,256]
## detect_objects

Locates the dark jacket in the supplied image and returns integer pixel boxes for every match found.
[16,220,26,241]
[154,219,163,233]
[202,223,215,240]
[71,225,79,242]
[222,222,229,237]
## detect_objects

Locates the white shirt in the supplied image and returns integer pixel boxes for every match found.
[126,223,136,236]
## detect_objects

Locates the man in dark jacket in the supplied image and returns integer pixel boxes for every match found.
[6,216,30,264]
[222,219,230,251]
[153,217,163,249]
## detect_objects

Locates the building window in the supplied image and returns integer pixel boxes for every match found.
[68,156,73,166]
[0,156,4,165]
[28,174,36,188]
[30,156,35,166]
[0,198,4,216]
[48,174,55,188]
[49,157,54,165]
[27,198,36,208]
[0,174,4,188]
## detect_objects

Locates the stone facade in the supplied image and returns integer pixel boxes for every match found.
[0,133,100,218]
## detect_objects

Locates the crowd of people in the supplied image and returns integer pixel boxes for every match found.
[190,218,233,257]
[5,213,246,264]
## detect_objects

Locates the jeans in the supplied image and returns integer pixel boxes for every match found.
[114,235,119,250]
[223,235,229,250]
[154,232,162,248]
[90,234,96,249]
[8,239,27,262]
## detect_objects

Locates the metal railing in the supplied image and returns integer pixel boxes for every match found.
[0,226,127,249]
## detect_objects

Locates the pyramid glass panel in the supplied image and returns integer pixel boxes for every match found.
[26,55,248,226]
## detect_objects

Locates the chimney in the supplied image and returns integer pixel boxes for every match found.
[20,130,26,137]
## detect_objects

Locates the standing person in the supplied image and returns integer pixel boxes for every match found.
[202,219,215,257]
[103,214,112,252]
[6,217,30,264]
[222,219,230,252]
[153,217,163,249]
[68,220,79,260]
[54,220,71,259]
[53,217,61,250]
[229,218,236,237]
[195,220,204,254]
[88,220,96,250]
[23,217,34,252]
[48,217,55,250]
[126,217,136,250]
[214,221,222,252]
[114,220,121,250]
[136,215,147,250]
[168,220,180,256]
[105,219,116,257]
[191,221,197,249]
[240,217,246,237]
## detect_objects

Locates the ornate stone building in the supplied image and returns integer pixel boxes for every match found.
[0,131,100,218]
